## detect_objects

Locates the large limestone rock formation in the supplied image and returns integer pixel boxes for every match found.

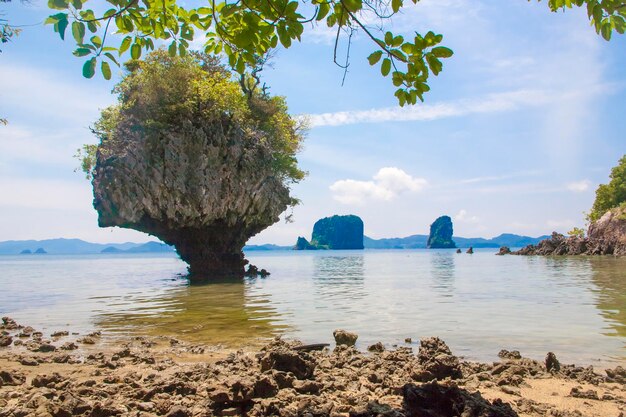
[427,216,456,249]
[513,206,626,256]
[93,116,292,278]
[294,215,364,250]
[312,215,364,249]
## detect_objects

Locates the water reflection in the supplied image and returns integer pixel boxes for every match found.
[312,254,366,302]
[430,251,456,297]
[95,277,287,346]
[589,257,626,340]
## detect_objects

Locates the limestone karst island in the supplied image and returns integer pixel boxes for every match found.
[1,2,626,417]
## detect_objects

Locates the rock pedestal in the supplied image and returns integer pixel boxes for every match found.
[93,118,291,279]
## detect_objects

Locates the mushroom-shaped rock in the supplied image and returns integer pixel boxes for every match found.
[91,52,303,279]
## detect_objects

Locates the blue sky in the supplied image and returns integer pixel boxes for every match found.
[0,0,624,245]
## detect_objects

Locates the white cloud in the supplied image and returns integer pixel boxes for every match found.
[0,63,113,126]
[303,89,551,127]
[330,167,427,204]
[0,124,92,169]
[547,219,575,229]
[0,178,93,211]
[566,180,591,192]
[454,209,479,224]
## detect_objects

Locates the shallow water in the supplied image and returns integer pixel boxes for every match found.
[0,250,624,365]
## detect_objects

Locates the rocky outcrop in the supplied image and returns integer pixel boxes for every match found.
[294,237,317,250]
[513,207,626,256]
[295,215,364,250]
[427,216,456,249]
[93,116,292,279]
[496,246,511,256]
[333,329,358,346]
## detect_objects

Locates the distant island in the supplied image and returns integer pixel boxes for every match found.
[427,216,456,249]
[0,232,549,255]
[294,215,365,250]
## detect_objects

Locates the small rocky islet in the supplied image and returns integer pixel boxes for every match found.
[1,317,625,417]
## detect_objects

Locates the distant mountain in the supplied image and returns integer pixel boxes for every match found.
[0,238,150,255]
[1,233,550,255]
[244,244,291,251]
[364,233,549,249]
[100,241,174,254]
[125,242,174,253]
[363,234,428,249]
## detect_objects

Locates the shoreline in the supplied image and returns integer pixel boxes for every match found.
[1,318,625,417]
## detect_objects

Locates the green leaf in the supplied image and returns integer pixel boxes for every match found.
[384,31,393,45]
[391,35,403,47]
[44,13,64,25]
[90,35,102,48]
[82,57,96,79]
[277,25,291,48]
[130,43,141,60]
[72,21,85,43]
[104,52,119,66]
[426,54,443,75]
[119,36,132,55]
[73,47,91,57]
[381,58,391,76]
[431,46,453,58]
[368,50,382,65]
[168,41,177,57]
[391,0,402,13]
[57,15,69,40]
[48,0,68,10]
[316,2,330,21]
[343,0,362,12]
[101,61,111,80]
[601,20,612,40]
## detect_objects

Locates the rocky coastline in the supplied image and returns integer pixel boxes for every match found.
[512,208,626,256]
[1,317,625,417]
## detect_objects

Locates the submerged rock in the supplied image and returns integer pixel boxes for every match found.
[427,216,456,249]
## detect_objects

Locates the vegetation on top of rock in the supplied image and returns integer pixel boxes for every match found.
[305,215,364,250]
[426,216,456,249]
[588,154,626,222]
[89,50,306,278]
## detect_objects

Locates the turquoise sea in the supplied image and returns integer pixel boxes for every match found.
[0,249,624,365]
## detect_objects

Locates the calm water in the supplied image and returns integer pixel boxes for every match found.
[0,250,624,365]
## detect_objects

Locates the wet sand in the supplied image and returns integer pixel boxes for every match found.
[1,317,625,417]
